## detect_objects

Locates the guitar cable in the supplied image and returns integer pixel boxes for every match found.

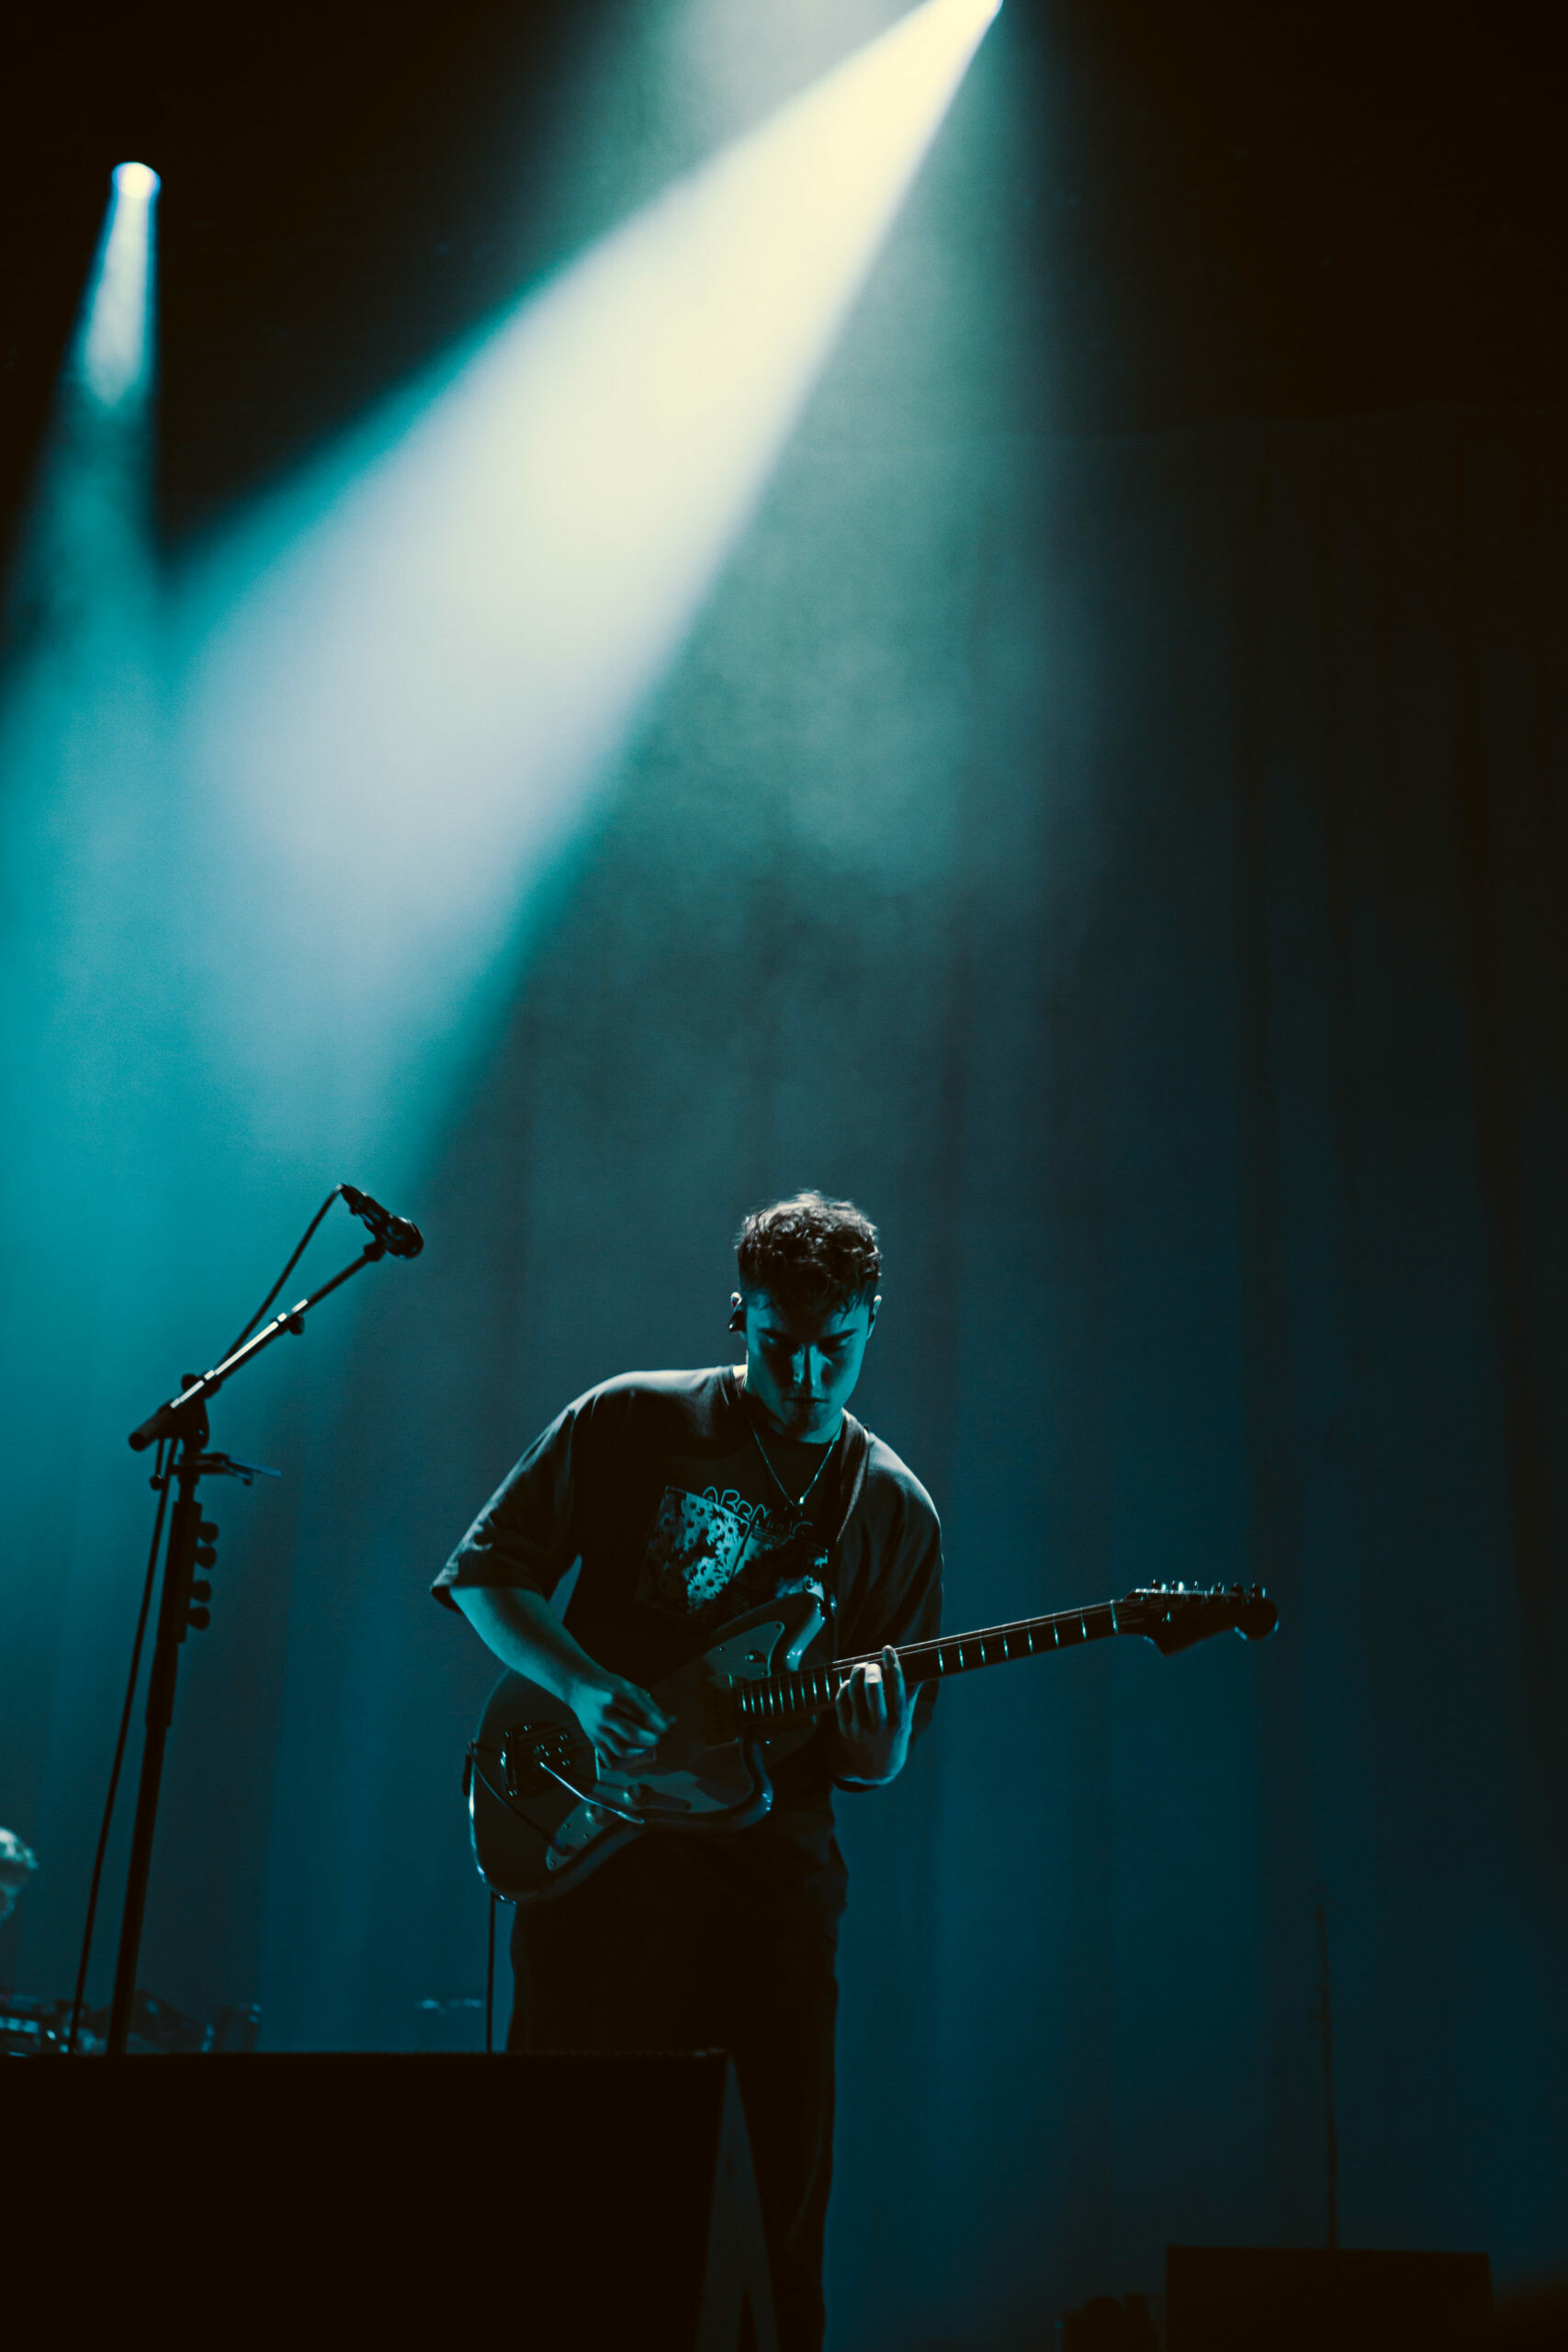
[486,1892,498,2055]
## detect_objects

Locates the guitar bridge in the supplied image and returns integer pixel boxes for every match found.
[502,1726,582,1800]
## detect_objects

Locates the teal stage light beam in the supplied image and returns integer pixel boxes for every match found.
[0,161,167,1917]
[3,159,161,659]
[0,153,164,1231]
[171,0,1002,1185]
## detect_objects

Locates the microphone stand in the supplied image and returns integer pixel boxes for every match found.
[107,1235,399,2059]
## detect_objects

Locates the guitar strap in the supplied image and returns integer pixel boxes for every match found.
[820,1412,872,1621]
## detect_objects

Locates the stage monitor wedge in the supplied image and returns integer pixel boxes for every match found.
[1167,2244,1493,2352]
[5,2050,776,2352]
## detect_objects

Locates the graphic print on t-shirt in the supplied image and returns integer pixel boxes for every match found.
[635,1485,829,1627]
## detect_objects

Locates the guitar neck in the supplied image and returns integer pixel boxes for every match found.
[733,1601,1127,1730]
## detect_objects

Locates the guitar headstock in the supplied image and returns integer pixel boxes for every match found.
[1120,1582,1278,1656]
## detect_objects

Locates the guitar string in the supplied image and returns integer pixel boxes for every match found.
[761,1588,1248,1692]
[736,1606,1122,1725]
[736,1594,1247,1722]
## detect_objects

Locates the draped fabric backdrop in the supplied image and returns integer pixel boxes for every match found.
[6,400,1566,2345]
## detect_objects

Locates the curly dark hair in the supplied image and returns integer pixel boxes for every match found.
[735,1193,881,1314]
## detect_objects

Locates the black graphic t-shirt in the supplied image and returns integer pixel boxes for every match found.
[434,1367,942,1863]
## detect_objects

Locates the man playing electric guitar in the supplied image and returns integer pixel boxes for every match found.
[434,1193,942,2352]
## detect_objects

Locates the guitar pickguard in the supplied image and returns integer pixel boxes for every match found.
[540,1598,826,1869]
[471,1590,826,1901]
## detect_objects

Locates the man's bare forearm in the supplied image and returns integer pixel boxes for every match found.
[452,1584,672,1764]
[451,1586,601,1706]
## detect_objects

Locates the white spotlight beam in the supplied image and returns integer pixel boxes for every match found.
[177,0,1001,1168]
[80,164,162,412]
[2,162,162,655]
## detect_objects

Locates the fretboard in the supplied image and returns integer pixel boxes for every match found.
[733,1602,1126,1729]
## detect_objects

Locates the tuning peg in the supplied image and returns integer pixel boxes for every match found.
[190,1580,211,1604]
[196,1521,218,1569]
[186,1606,210,1630]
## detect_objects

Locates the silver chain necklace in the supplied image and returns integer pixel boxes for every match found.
[749,1416,840,1514]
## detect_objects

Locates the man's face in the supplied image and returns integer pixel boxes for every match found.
[734,1286,879,1442]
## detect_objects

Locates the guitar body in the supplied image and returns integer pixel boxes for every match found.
[468,1589,826,1904]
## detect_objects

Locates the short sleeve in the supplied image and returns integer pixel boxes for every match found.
[432,1395,596,1611]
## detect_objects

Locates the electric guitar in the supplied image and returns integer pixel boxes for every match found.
[467,1581,1278,1903]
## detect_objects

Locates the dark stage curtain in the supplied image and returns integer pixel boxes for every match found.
[13,401,1566,2345]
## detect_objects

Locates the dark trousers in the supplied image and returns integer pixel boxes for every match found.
[510,1829,843,2352]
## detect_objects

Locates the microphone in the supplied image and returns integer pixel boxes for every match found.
[340,1183,424,1260]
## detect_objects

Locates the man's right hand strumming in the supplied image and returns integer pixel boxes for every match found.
[450,1584,670,1768]
[569,1671,671,1770]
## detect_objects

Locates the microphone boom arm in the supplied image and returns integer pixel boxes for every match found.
[129,1241,386,1452]
[128,1183,423,1450]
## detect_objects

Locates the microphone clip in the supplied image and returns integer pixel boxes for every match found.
[339,1182,424,1260]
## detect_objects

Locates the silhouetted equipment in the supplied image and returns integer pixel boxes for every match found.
[7,2052,775,2352]
[0,1825,38,1920]
[1057,2292,1160,2350]
[1,1985,259,2055]
[1166,2245,1493,2352]
[414,1991,488,2051]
